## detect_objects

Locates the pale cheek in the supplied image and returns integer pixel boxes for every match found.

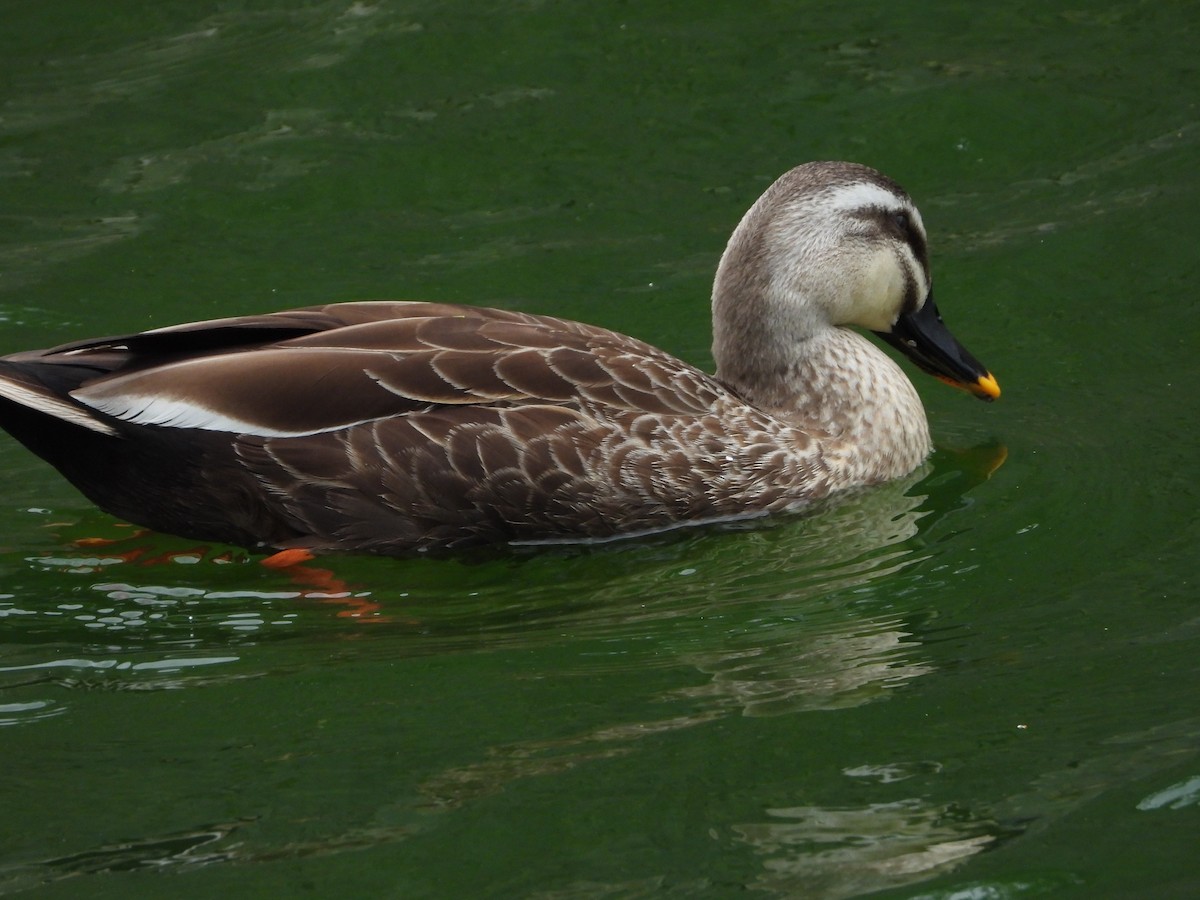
[848,252,905,331]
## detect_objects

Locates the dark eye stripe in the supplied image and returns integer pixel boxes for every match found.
[875,205,929,286]
[901,215,928,280]
[901,263,922,314]
[850,204,932,296]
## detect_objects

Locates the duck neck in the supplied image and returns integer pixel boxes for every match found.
[715,324,933,488]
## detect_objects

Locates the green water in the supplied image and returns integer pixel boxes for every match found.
[2,1,1198,897]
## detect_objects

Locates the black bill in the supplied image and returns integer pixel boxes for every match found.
[874,294,1000,401]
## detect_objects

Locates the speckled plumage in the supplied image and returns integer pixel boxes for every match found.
[0,162,997,554]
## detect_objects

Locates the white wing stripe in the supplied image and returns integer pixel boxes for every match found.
[0,380,117,435]
[72,391,376,437]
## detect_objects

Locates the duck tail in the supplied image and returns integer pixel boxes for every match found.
[0,357,118,437]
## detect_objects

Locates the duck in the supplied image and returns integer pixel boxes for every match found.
[0,161,999,555]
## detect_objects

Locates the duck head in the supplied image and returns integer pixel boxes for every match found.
[712,160,999,402]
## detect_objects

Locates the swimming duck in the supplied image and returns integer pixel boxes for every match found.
[0,161,998,555]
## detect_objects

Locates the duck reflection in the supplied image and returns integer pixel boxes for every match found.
[733,801,996,899]
[410,465,954,812]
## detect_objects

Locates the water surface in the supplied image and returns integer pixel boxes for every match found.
[2,2,1198,897]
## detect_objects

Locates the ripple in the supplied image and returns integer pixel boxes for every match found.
[0,652,246,700]
[670,619,934,717]
[0,213,145,292]
[0,510,384,633]
[735,800,998,898]
[935,119,1200,252]
[0,698,65,727]
[1137,775,1200,812]
[99,108,336,195]
[0,3,425,136]
[0,819,246,892]
[0,655,239,676]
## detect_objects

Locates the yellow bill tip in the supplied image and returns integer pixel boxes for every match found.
[935,371,1001,400]
[974,373,1001,400]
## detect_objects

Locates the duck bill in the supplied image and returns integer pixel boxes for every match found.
[874,295,1000,401]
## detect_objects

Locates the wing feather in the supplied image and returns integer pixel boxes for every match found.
[58,301,723,436]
